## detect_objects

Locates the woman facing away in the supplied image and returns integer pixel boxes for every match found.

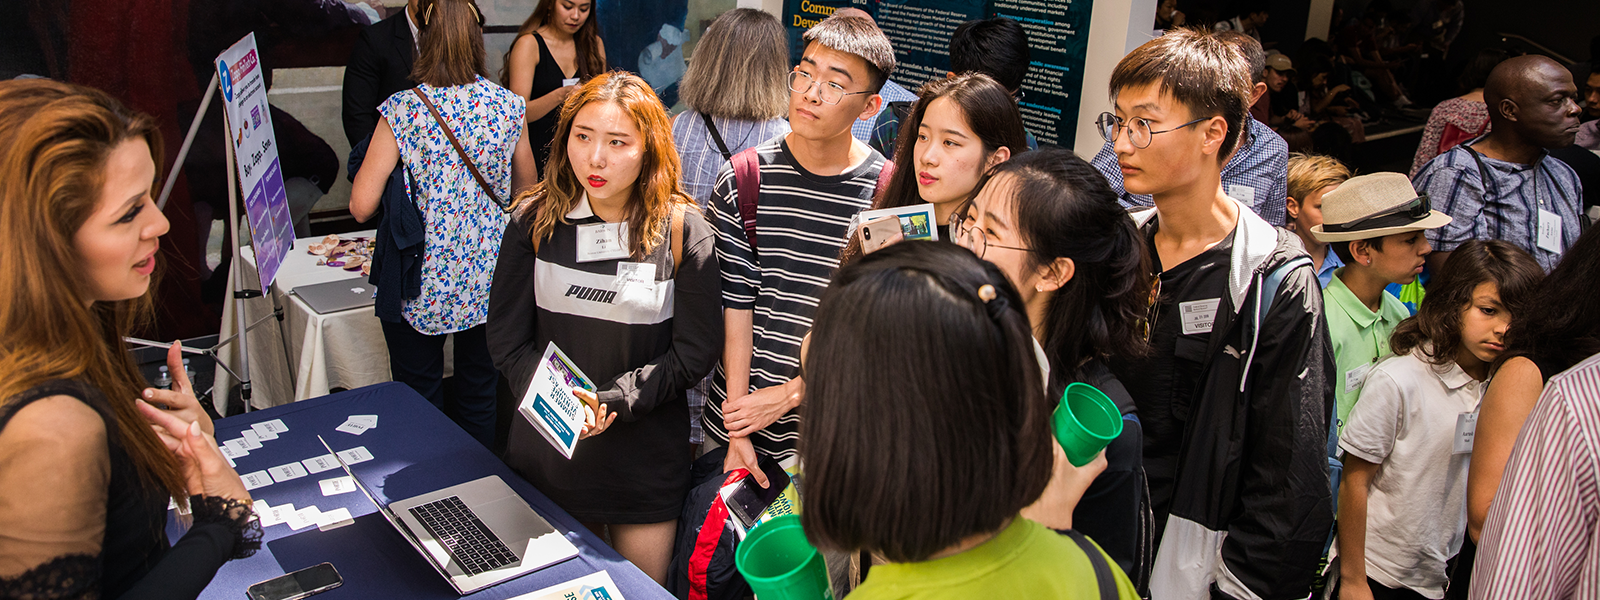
[488,72,721,585]
[0,79,259,599]
[800,242,1139,599]
[502,0,608,170]
[350,0,537,449]
[1409,48,1508,177]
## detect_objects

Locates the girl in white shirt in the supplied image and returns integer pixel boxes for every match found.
[1336,240,1544,600]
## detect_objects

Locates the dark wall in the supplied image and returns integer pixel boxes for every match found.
[1455,0,1597,66]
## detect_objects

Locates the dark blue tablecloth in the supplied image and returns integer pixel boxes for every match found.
[170,382,671,599]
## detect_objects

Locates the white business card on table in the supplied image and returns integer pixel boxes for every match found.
[286,506,320,531]
[224,454,235,468]
[336,446,374,465]
[240,470,274,490]
[251,419,288,439]
[347,415,377,428]
[263,503,296,527]
[316,507,355,531]
[252,499,270,522]
[335,419,372,435]
[268,462,310,483]
[237,432,263,450]
[302,453,341,474]
[320,476,357,496]
[222,438,250,457]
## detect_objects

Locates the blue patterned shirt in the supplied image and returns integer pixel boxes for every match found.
[1091,116,1289,226]
[852,79,916,143]
[1413,138,1585,273]
[380,77,523,335]
[670,110,791,209]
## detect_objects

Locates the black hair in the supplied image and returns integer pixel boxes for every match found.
[1328,236,1386,265]
[1494,225,1600,378]
[1110,28,1252,163]
[974,148,1152,392]
[799,242,1053,563]
[1218,31,1266,85]
[802,14,896,93]
[1392,240,1544,367]
[949,18,1032,92]
[1458,47,1510,93]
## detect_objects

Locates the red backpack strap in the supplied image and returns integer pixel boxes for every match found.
[688,470,747,600]
[732,148,762,252]
[874,159,895,202]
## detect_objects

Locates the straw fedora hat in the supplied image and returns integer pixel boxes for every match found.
[1311,172,1451,243]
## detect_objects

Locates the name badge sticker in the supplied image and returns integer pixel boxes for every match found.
[1537,209,1562,253]
[1344,363,1373,394]
[1226,184,1257,206]
[1180,298,1222,335]
[1454,411,1478,454]
[577,222,630,263]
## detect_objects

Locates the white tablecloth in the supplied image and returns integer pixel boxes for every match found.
[214,230,451,410]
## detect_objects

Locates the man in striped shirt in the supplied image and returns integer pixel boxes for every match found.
[1413,55,1584,274]
[706,13,893,480]
[1470,351,1600,599]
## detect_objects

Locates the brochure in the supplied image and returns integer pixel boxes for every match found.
[850,203,939,242]
[518,342,596,459]
[511,570,625,600]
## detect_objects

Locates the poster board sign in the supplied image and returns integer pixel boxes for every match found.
[216,33,294,290]
[783,0,1093,149]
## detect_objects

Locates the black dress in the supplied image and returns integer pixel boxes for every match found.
[0,380,260,599]
[525,32,576,172]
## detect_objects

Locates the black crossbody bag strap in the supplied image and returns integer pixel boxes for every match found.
[701,112,733,162]
[1062,529,1119,600]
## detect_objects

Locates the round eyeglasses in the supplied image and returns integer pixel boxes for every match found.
[949,211,1029,260]
[788,70,873,105]
[1096,112,1209,149]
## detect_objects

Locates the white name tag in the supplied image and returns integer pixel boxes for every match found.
[562,77,580,87]
[1454,411,1478,454]
[1180,298,1221,335]
[577,222,630,263]
[1537,209,1562,253]
[1226,184,1257,206]
[1344,363,1373,394]
[617,261,657,286]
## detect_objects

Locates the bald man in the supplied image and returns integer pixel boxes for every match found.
[1413,55,1584,273]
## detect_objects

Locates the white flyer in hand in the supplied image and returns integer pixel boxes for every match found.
[517,341,595,459]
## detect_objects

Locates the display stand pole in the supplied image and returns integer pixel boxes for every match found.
[219,105,257,411]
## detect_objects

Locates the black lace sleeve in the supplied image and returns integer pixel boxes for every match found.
[189,495,263,560]
[0,553,100,600]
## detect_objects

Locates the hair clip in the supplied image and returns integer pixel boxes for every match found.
[421,2,435,26]
[978,284,998,303]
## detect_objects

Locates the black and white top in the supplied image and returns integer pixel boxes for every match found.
[487,196,722,523]
[706,135,886,462]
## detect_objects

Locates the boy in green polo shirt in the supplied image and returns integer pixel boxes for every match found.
[1311,172,1452,432]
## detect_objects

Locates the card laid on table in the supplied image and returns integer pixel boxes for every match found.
[319,476,357,496]
[268,462,310,483]
[240,470,273,490]
[251,419,288,439]
[336,446,374,465]
[222,439,250,457]
[347,415,377,428]
[237,432,263,450]
[263,503,296,527]
[286,506,319,531]
[302,453,341,474]
[316,507,355,531]
[334,419,372,435]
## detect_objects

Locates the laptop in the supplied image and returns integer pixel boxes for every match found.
[292,278,376,315]
[316,436,579,594]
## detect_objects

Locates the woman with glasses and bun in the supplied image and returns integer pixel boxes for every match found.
[801,241,1139,599]
[950,147,1154,587]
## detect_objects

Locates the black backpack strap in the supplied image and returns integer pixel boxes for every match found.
[1062,529,1119,600]
[702,112,733,162]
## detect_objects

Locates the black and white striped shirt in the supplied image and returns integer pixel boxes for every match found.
[707,134,885,462]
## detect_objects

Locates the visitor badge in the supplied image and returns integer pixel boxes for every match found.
[617,262,657,286]
[1180,298,1221,335]
[1344,363,1373,394]
[1226,184,1257,206]
[1537,209,1562,253]
[577,222,630,262]
[562,77,580,87]
[1454,411,1478,454]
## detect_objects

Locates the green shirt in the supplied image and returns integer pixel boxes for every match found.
[1324,269,1410,433]
[847,518,1140,600]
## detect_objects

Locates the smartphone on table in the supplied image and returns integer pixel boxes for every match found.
[246,562,342,600]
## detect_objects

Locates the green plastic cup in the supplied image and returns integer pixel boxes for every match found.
[735,514,833,600]
[1053,382,1124,467]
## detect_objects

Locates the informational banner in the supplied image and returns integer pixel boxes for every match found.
[216,33,294,290]
[783,0,1093,148]
[598,0,692,108]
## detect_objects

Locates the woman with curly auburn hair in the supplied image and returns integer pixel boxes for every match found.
[0,78,259,599]
[488,71,720,584]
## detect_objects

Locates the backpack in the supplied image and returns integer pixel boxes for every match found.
[729,147,896,252]
[666,447,751,600]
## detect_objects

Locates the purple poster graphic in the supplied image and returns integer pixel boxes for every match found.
[216,33,294,290]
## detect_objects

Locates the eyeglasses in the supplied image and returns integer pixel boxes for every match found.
[1322,194,1432,233]
[788,70,873,105]
[1096,112,1209,149]
[950,210,1029,260]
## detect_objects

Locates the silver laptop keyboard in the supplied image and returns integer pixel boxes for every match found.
[408,495,519,576]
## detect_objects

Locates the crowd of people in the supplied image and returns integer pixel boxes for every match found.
[2,0,1598,599]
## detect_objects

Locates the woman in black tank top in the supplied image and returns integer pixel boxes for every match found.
[502,0,608,172]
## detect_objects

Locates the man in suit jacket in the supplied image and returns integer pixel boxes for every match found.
[342,0,419,146]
